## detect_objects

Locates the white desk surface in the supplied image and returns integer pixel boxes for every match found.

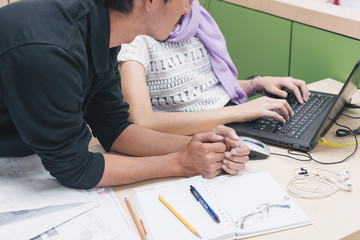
[91,79,360,240]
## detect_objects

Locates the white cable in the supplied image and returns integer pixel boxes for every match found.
[287,167,352,199]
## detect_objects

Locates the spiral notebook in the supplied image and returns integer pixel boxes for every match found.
[132,169,311,240]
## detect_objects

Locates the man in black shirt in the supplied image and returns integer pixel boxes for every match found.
[0,0,250,189]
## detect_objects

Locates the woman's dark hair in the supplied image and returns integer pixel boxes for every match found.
[104,0,169,14]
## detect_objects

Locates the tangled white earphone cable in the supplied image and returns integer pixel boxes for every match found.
[287,167,352,199]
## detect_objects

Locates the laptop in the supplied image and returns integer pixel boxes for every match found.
[226,60,360,152]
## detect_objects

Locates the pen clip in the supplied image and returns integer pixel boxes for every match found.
[190,185,200,201]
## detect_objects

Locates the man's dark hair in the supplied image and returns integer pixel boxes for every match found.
[104,0,169,14]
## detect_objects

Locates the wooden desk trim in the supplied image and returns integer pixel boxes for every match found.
[222,0,360,40]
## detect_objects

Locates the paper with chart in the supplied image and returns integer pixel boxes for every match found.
[132,169,311,240]
[35,187,139,240]
[0,155,139,240]
[0,202,98,240]
[0,155,98,213]
[0,155,99,240]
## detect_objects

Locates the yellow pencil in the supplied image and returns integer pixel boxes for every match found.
[158,195,201,238]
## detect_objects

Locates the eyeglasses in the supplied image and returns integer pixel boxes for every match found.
[236,196,290,229]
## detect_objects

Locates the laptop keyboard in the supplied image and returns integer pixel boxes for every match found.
[251,93,333,139]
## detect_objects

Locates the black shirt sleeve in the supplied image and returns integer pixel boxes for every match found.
[1,44,108,189]
[85,54,133,152]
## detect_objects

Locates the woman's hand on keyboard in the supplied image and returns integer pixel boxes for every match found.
[250,76,310,104]
[239,96,294,123]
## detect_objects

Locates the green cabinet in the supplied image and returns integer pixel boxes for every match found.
[207,1,291,79]
[290,22,360,83]
[206,1,360,84]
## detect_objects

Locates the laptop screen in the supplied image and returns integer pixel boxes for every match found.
[315,60,360,140]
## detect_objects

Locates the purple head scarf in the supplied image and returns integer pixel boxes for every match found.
[167,0,248,104]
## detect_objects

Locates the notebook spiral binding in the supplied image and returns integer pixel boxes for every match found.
[199,179,217,197]
[199,178,235,227]
[219,208,236,227]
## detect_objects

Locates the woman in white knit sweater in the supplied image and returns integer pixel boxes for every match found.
[118,0,310,135]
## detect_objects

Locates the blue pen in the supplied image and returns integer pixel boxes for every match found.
[190,185,220,223]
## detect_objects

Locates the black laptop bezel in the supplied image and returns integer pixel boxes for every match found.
[226,59,360,152]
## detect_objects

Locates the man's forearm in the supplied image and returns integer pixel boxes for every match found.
[110,124,191,156]
[96,152,184,186]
